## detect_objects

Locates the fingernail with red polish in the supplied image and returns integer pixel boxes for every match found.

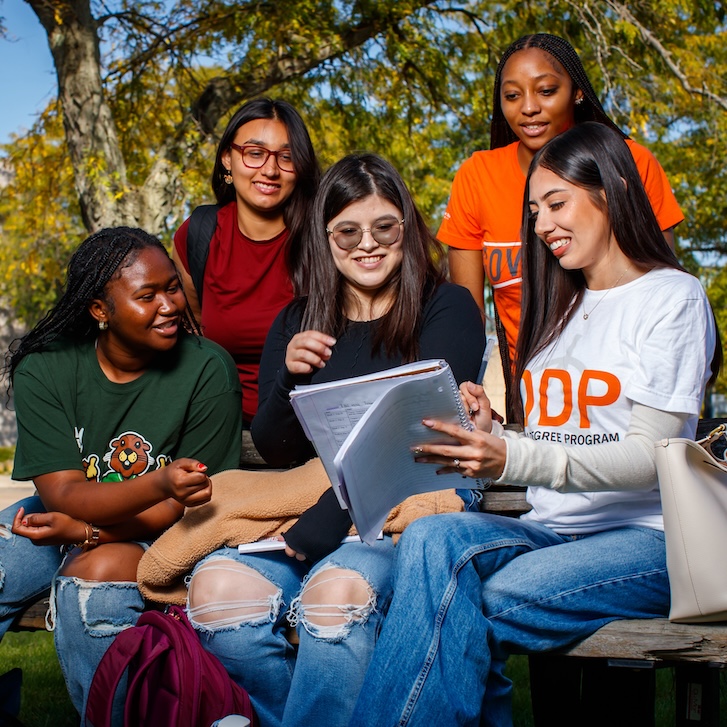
[197,463,207,470]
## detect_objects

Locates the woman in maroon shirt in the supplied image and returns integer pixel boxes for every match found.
[173,98,320,431]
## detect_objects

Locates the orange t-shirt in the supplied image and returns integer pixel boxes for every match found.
[437,139,684,360]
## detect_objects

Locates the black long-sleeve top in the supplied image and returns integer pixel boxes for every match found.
[251,282,485,559]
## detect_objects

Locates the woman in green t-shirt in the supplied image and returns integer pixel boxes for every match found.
[2,227,242,721]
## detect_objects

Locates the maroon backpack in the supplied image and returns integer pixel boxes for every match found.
[86,605,256,727]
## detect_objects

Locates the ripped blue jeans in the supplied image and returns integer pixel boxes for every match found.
[52,569,146,723]
[52,576,144,722]
[0,496,62,640]
[187,538,396,727]
[351,513,670,726]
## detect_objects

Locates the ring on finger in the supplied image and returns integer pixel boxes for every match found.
[453,458,461,469]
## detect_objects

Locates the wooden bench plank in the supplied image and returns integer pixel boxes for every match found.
[11,597,49,631]
[559,618,727,664]
[480,486,530,514]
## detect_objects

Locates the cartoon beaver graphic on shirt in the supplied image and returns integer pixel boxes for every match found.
[82,431,170,481]
[95,432,153,481]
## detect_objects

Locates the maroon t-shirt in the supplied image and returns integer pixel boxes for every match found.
[174,201,294,423]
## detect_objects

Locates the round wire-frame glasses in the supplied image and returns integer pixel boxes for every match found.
[229,143,295,172]
[326,217,405,250]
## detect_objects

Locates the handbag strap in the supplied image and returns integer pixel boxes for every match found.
[697,422,727,460]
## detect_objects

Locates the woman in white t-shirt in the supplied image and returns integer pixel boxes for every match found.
[350,122,722,727]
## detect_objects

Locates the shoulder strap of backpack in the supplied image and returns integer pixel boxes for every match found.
[186,204,220,304]
[86,624,155,727]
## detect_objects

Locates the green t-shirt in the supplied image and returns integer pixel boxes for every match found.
[12,333,242,482]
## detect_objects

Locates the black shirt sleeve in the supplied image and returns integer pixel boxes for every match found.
[419,283,485,384]
[282,488,353,562]
[251,302,316,467]
[254,283,485,562]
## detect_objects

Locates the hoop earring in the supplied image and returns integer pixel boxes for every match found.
[98,320,108,331]
[223,169,233,185]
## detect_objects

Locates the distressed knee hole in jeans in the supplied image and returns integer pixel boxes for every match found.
[53,577,141,637]
[187,559,282,631]
[289,564,375,640]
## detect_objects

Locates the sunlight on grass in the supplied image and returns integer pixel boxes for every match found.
[2,632,725,725]
[508,656,534,726]
[2,630,76,727]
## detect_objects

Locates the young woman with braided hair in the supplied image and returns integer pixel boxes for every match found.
[439,34,683,413]
[1,227,241,720]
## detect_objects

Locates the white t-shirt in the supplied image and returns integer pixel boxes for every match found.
[519,267,715,534]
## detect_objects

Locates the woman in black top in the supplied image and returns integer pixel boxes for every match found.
[187,154,484,727]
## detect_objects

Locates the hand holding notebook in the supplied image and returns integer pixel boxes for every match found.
[290,360,487,543]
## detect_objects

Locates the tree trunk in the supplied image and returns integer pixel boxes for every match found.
[25,0,436,234]
[27,0,137,231]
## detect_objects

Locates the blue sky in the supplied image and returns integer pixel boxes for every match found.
[0,0,55,144]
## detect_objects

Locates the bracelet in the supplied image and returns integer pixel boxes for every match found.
[75,522,100,552]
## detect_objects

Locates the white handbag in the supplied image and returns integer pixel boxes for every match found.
[655,423,727,623]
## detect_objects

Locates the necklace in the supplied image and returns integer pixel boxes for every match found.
[582,265,631,320]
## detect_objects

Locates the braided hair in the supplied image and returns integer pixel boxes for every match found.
[7,227,198,381]
[490,33,626,150]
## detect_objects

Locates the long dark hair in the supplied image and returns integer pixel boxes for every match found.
[511,123,721,419]
[212,97,320,288]
[299,153,445,362]
[7,228,198,382]
[490,33,625,150]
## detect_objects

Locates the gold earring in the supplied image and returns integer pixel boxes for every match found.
[98,320,108,331]
[223,169,233,185]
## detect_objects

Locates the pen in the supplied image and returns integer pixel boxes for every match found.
[477,336,496,385]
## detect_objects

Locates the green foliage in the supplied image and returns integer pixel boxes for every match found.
[0,445,13,474]
[706,263,727,393]
[0,108,85,324]
[1,0,726,362]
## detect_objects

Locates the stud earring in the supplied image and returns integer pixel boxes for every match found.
[223,169,233,185]
[98,320,108,331]
[575,97,584,106]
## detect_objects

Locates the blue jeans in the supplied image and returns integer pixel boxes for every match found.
[53,575,145,722]
[188,538,396,727]
[351,512,670,727]
[0,496,62,639]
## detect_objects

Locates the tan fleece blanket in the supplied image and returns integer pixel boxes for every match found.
[137,458,464,604]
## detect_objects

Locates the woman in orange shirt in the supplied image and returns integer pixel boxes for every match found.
[438,34,682,409]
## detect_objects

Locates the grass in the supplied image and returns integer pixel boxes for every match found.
[0,446,14,475]
[1,633,725,725]
[2,631,76,726]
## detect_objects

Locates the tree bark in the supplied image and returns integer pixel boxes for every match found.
[27,0,138,230]
[26,0,436,233]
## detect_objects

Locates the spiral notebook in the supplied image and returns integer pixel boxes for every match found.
[290,359,486,544]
